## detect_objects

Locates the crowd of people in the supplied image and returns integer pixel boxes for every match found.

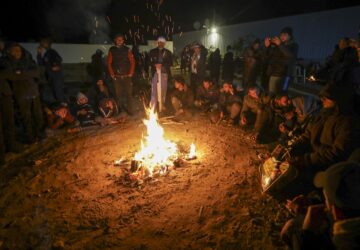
[1,25,360,249]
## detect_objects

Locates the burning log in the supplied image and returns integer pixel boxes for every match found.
[130,108,199,179]
[130,160,141,172]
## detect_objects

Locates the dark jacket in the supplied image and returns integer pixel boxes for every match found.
[219,91,242,110]
[241,93,271,117]
[267,40,298,77]
[222,51,235,82]
[332,217,360,250]
[208,49,221,77]
[37,48,63,73]
[87,51,106,80]
[74,103,96,126]
[196,84,219,104]
[191,52,206,78]
[0,58,12,96]
[4,50,40,99]
[149,47,173,76]
[291,108,360,170]
[243,46,262,87]
[172,86,194,109]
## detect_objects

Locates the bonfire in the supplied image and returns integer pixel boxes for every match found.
[132,109,196,177]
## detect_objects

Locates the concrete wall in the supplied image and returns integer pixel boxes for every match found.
[173,6,360,61]
[18,41,173,83]
[19,40,173,64]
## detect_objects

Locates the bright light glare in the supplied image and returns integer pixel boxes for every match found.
[211,27,217,33]
[209,33,218,44]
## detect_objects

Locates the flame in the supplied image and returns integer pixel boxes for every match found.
[263,176,271,187]
[134,109,178,175]
[189,143,196,159]
[308,75,316,81]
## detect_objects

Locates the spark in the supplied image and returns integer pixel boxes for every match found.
[106,15,111,24]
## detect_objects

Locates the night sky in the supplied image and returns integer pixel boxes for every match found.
[0,0,359,44]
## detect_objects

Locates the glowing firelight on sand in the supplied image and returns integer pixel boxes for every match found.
[188,143,196,159]
[134,109,179,175]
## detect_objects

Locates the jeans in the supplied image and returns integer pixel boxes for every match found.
[48,70,65,102]
[112,76,133,113]
[0,95,16,150]
[16,96,44,143]
[268,76,284,95]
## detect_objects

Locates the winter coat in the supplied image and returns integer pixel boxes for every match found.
[291,108,360,171]
[4,51,40,99]
[171,87,194,109]
[240,93,271,117]
[219,91,242,111]
[149,47,173,76]
[190,52,206,78]
[267,40,298,77]
[195,84,219,104]
[208,50,221,77]
[243,47,262,87]
[333,217,360,250]
[0,58,12,96]
[222,51,235,82]
[74,103,97,126]
[37,48,63,73]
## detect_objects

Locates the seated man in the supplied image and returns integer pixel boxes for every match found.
[270,94,292,128]
[290,95,321,137]
[171,76,194,121]
[289,83,360,176]
[278,108,298,146]
[240,86,271,142]
[214,82,242,126]
[194,77,219,111]
[283,150,360,249]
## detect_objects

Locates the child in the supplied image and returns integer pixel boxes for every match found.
[44,103,80,135]
[74,92,97,127]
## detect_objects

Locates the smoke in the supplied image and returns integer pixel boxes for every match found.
[46,0,111,43]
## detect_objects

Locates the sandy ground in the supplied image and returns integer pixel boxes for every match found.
[0,110,290,250]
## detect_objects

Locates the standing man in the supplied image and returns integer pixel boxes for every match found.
[37,37,65,103]
[266,27,298,95]
[222,45,235,84]
[190,42,206,91]
[208,48,221,85]
[6,43,44,144]
[0,66,23,161]
[243,39,262,91]
[149,36,173,113]
[107,33,135,115]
